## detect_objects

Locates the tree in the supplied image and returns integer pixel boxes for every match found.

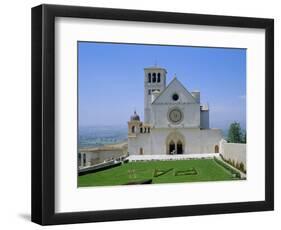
[227,122,244,143]
[241,130,246,143]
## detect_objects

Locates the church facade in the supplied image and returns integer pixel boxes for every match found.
[128,66,223,155]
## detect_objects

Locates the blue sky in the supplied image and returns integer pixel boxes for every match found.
[78,42,246,130]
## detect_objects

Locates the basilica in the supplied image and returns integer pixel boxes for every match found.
[128,66,223,155]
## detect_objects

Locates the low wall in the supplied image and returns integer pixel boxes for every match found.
[78,160,122,176]
[79,150,126,167]
[220,141,246,170]
[128,153,220,161]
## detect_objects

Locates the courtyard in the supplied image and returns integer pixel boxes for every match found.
[78,158,242,187]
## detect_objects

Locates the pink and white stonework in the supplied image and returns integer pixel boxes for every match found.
[128,66,244,159]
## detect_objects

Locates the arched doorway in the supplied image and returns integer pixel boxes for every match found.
[166,132,185,154]
[177,141,183,154]
[139,147,143,155]
[215,145,219,153]
[169,140,176,154]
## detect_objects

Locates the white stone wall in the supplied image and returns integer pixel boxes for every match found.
[129,68,223,157]
[220,140,246,169]
[152,78,196,105]
[78,152,91,167]
[200,110,209,129]
[191,91,200,104]
[144,67,167,123]
[128,133,151,155]
[79,150,126,166]
[128,128,223,155]
[151,103,200,128]
[129,153,220,161]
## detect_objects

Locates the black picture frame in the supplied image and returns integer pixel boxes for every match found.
[31,4,274,225]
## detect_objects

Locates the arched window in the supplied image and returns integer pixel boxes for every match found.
[152,73,156,83]
[177,140,183,154]
[131,126,135,133]
[157,73,161,82]
[148,73,151,83]
[169,140,176,154]
[139,148,143,155]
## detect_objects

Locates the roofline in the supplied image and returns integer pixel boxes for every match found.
[152,77,196,104]
[144,67,167,72]
[151,77,177,104]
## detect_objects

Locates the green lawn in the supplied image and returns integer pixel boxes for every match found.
[78,159,239,187]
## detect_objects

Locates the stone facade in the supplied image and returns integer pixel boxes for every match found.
[128,66,223,155]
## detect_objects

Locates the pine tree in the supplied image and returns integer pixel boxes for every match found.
[241,130,246,143]
[227,122,243,143]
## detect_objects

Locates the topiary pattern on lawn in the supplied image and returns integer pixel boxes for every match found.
[174,168,197,176]
[153,168,173,177]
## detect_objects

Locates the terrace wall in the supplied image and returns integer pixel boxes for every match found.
[220,140,246,170]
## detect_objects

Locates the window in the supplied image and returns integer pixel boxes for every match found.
[140,127,143,133]
[78,153,81,166]
[148,73,151,83]
[83,154,86,166]
[152,73,156,83]
[131,126,135,133]
[172,93,179,101]
[177,141,183,154]
[157,73,161,82]
[169,140,175,154]
[148,127,150,133]
[148,89,151,95]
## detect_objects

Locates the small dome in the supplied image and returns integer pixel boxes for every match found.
[130,110,140,121]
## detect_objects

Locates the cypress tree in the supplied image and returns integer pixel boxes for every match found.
[227,122,243,143]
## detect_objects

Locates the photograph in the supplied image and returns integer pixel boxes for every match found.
[30,3,274,225]
[77,42,247,187]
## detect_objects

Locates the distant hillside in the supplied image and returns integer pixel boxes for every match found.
[79,125,128,149]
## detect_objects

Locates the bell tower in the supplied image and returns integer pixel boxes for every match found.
[144,66,167,123]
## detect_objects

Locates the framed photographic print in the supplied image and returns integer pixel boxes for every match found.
[31,4,274,225]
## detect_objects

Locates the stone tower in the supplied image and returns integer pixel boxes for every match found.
[144,66,167,123]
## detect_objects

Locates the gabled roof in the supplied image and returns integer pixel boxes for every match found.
[152,77,197,104]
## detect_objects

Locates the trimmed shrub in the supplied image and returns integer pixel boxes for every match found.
[238,162,246,173]
[223,158,246,174]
